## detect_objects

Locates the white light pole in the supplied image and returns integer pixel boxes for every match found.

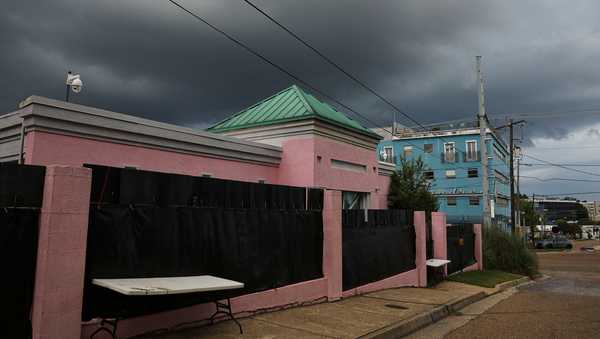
[476,56,491,229]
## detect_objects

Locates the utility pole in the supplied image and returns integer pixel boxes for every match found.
[495,119,525,233]
[476,56,491,229]
[515,146,522,230]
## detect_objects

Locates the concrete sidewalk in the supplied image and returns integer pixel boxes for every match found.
[138,281,499,339]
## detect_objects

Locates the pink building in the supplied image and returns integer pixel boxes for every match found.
[0,86,444,339]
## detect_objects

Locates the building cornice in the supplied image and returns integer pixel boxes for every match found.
[216,118,380,151]
[7,96,283,166]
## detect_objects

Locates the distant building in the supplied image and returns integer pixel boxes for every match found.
[581,201,600,221]
[532,199,589,223]
[376,121,511,230]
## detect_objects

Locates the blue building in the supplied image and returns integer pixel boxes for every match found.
[376,123,511,229]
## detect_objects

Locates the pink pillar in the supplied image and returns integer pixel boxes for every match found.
[474,223,483,270]
[32,166,92,339]
[431,212,448,275]
[413,211,427,287]
[322,190,342,301]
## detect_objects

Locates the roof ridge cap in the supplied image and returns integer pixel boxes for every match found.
[291,85,316,116]
[208,85,297,130]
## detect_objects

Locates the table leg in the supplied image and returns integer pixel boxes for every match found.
[209,298,243,334]
[90,318,119,339]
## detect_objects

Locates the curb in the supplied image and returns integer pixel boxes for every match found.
[360,277,533,339]
[494,276,530,292]
[360,292,487,339]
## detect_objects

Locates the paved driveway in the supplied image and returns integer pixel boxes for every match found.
[445,241,600,339]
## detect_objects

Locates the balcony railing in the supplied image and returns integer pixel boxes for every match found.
[440,151,458,163]
[463,151,481,162]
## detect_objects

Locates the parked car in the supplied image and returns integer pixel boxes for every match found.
[536,235,573,249]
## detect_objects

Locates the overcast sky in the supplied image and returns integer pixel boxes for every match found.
[2,0,600,199]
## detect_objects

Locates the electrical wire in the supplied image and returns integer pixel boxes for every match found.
[520,175,600,183]
[166,0,496,169]
[523,154,600,177]
[241,0,426,130]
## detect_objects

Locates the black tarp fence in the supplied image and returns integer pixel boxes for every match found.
[0,163,46,339]
[82,165,324,320]
[446,223,476,275]
[342,209,416,291]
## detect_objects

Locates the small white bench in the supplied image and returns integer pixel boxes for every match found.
[426,259,451,284]
[90,275,245,338]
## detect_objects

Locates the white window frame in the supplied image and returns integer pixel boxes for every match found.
[383,146,394,163]
[465,140,478,161]
[403,146,413,157]
[447,196,457,206]
[445,169,456,179]
[444,142,456,162]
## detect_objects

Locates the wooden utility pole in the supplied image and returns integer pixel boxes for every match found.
[496,119,525,233]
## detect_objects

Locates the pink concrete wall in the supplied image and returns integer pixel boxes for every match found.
[25,131,279,184]
[323,190,342,301]
[414,211,428,287]
[432,212,448,275]
[32,166,92,339]
[278,137,316,187]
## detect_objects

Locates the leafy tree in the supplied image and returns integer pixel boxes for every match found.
[557,218,582,238]
[519,198,540,246]
[388,156,438,212]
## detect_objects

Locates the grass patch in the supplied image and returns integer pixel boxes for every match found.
[447,270,523,288]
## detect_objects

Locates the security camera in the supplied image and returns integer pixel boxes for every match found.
[66,72,83,93]
[71,78,83,93]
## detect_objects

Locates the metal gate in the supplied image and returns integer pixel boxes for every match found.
[446,223,476,275]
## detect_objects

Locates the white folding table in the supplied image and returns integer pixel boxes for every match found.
[90,275,245,338]
[426,259,451,285]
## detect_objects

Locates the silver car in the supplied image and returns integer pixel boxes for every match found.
[536,235,573,249]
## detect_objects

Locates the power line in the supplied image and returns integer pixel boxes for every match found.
[167,0,389,133]
[533,191,600,196]
[166,0,490,169]
[521,163,600,167]
[520,175,600,183]
[241,0,426,130]
[523,154,600,177]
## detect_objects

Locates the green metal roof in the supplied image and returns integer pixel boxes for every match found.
[207,85,381,139]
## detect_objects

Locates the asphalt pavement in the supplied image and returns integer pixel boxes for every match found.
[443,240,600,339]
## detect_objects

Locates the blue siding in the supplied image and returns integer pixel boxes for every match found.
[378,131,511,229]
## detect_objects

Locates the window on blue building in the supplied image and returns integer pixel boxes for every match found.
[468,168,478,178]
[403,146,413,157]
[469,196,480,206]
[444,142,456,162]
[424,144,433,153]
[445,170,456,179]
[466,140,478,161]
[423,171,434,180]
[447,197,457,206]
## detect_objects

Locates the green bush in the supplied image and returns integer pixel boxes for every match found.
[484,227,538,277]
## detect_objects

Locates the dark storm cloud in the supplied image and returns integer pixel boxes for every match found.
[2,0,600,137]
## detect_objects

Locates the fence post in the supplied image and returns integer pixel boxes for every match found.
[323,189,342,301]
[431,212,448,275]
[474,223,483,270]
[32,166,92,339]
[414,211,427,287]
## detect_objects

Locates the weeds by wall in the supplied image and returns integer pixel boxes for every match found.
[484,227,538,277]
